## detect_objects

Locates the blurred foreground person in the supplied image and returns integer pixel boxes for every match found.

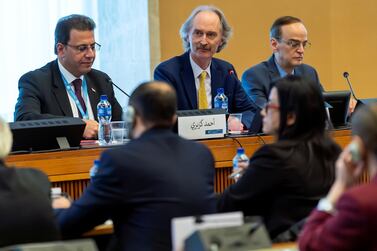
[55,81,216,250]
[218,75,341,240]
[299,104,377,251]
[0,117,59,247]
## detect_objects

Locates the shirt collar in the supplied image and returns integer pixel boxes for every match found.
[274,57,295,77]
[57,59,84,84]
[189,54,211,79]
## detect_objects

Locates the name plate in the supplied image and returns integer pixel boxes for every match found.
[177,109,226,140]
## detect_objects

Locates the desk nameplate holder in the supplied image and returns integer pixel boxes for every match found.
[177,109,226,140]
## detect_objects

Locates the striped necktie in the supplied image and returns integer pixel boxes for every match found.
[198,71,208,109]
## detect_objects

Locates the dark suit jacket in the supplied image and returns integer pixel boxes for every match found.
[242,55,323,109]
[0,161,60,247]
[154,52,260,131]
[299,175,377,251]
[217,138,340,239]
[56,128,217,251]
[14,60,122,121]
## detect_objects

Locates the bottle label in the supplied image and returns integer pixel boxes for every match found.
[214,100,221,109]
[221,102,228,110]
[98,107,112,117]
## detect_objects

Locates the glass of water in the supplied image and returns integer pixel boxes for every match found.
[110,121,127,144]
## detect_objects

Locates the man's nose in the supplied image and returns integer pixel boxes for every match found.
[297,44,305,53]
[85,47,95,57]
[200,34,208,45]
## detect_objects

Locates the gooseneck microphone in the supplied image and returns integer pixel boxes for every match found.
[343,72,358,100]
[108,78,130,98]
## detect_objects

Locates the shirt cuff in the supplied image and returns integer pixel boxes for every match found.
[317,198,335,215]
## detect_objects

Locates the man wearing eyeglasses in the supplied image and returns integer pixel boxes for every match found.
[242,16,323,110]
[14,14,122,139]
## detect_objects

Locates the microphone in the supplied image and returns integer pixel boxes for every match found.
[108,78,130,98]
[343,72,358,100]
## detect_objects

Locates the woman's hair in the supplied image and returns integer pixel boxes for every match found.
[351,104,377,158]
[0,117,12,159]
[272,75,326,140]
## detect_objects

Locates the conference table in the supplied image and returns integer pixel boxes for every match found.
[5,129,358,199]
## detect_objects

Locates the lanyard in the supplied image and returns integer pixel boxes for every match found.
[61,74,89,120]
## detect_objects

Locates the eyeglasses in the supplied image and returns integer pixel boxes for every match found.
[65,42,101,53]
[263,102,280,113]
[278,39,311,49]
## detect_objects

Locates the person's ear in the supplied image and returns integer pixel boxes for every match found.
[56,43,66,58]
[271,38,279,52]
[130,115,145,139]
[286,112,296,126]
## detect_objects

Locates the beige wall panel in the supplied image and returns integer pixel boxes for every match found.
[159,0,377,98]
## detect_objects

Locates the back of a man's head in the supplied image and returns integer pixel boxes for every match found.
[129,81,177,128]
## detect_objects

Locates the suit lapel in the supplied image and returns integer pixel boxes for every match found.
[85,74,100,118]
[181,52,197,109]
[210,60,223,107]
[267,55,282,82]
[294,65,304,76]
[51,60,73,117]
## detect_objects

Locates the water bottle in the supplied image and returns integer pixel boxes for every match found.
[231,148,249,180]
[214,88,228,112]
[89,160,100,180]
[97,95,112,145]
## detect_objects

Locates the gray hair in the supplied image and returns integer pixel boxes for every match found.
[0,117,12,159]
[179,5,232,53]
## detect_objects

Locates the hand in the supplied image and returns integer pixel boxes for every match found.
[238,161,249,171]
[52,196,71,209]
[326,139,365,205]
[335,140,365,188]
[83,119,99,139]
[228,116,244,132]
[229,160,249,182]
[348,96,357,115]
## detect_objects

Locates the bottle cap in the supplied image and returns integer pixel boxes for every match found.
[237,148,244,154]
[100,95,108,101]
[217,88,224,94]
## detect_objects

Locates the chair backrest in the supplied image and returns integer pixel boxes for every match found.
[0,239,98,251]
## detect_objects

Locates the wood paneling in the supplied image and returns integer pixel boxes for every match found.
[5,130,354,200]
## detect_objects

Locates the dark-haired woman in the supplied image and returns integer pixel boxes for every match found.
[218,75,341,240]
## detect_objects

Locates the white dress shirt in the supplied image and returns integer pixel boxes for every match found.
[57,60,95,120]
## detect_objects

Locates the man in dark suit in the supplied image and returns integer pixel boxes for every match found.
[54,81,217,250]
[154,5,259,131]
[242,16,323,109]
[14,14,122,139]
[0,117,60,247]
